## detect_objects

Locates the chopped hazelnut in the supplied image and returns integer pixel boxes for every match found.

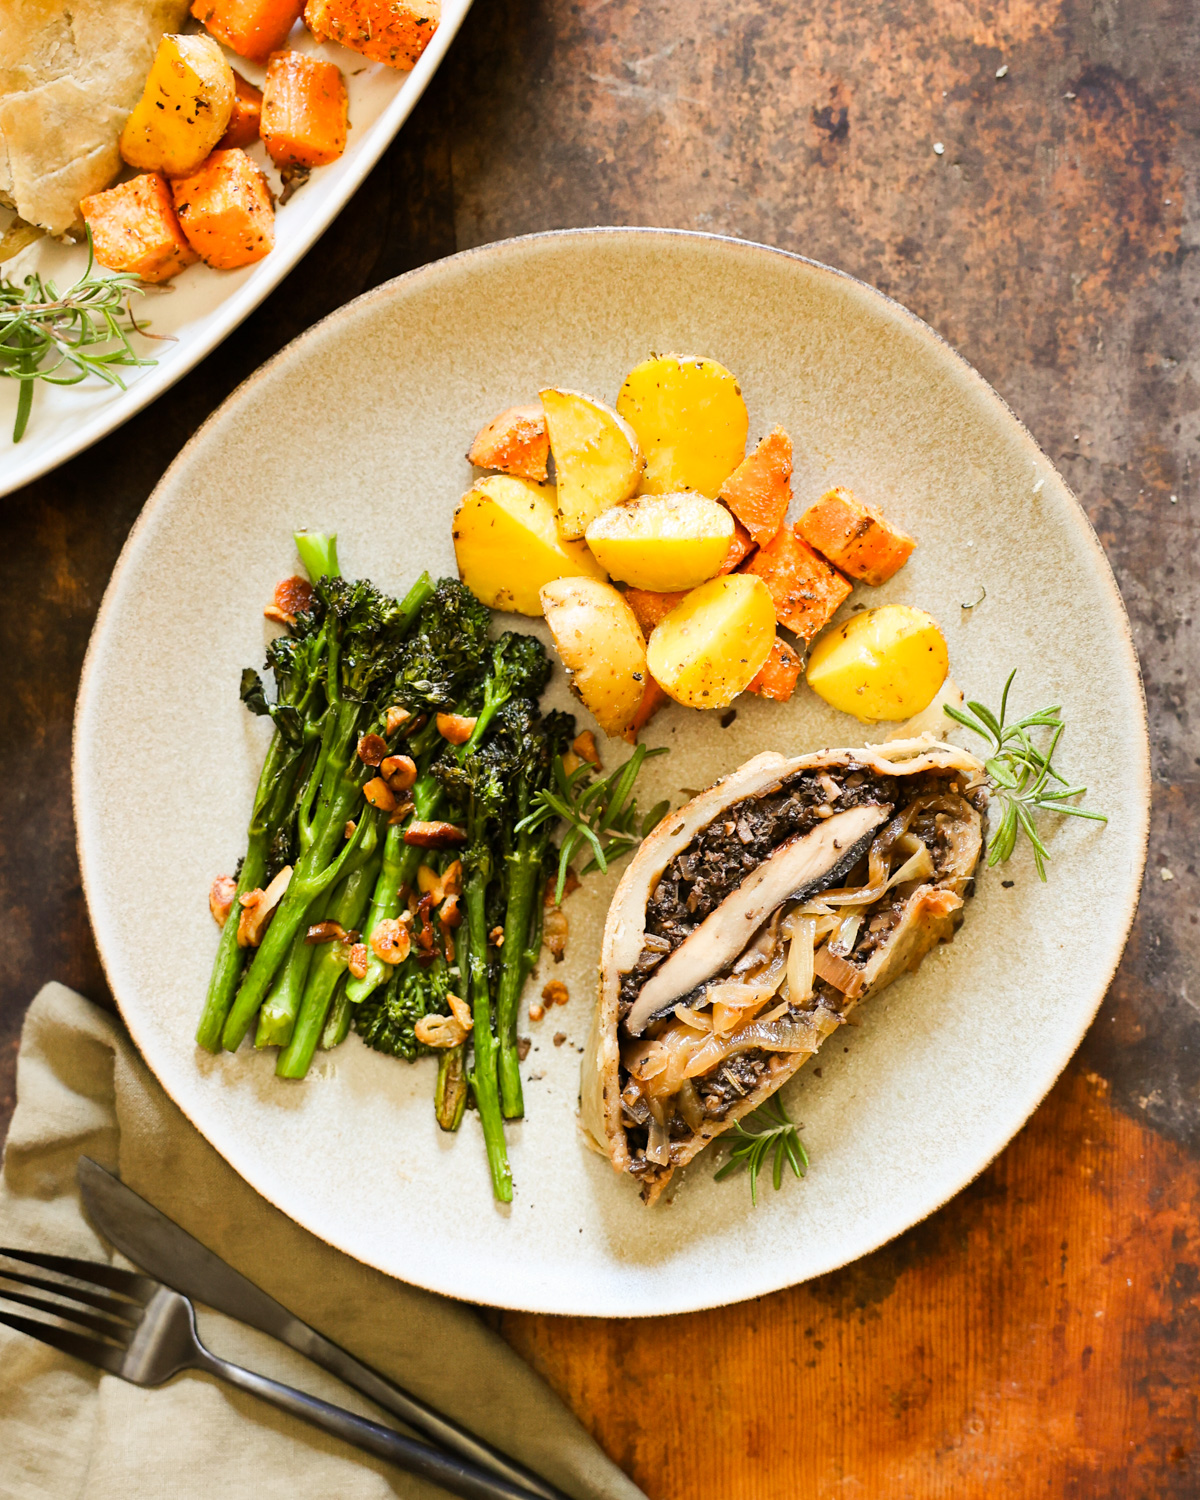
[347,943,369,979]
[357,734,388,766]
[362,777,397,812]
[209,874,237,927]
[542,980,569,1007]
[385,705,411,736]
[489,925,505,947]
[572,730,601,768]
[528,1003,545,1022]
[553,1032,567,1047]
[436,712,478,746]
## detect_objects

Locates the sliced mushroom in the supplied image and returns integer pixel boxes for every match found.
[625,804,889,1035]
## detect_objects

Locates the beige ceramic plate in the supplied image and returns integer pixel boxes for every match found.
[74,229,1149,1316]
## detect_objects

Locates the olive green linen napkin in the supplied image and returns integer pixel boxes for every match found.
[0,983,644,1500]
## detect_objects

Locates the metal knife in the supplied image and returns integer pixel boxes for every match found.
[78,1158,567,1500]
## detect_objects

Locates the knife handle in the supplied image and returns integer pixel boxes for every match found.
[283,1320,570,1500]
[197,1346,544,1500]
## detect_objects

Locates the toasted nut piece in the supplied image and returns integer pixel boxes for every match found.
[543,906,568,962]
[436,712,478,746]
[370,917,411,965]
[489,925,505,947]
[387,800,415,825]
[271,576,313,624]
[446,993,474,1030]
[441,860,463,897]
[305,920,348,944]
[381,754,417,791]
[344,820,357,839]
[553,1032,567,1047]
[572,730,600,768]
[357,734,387,766]
[544,868,581,905]
[348,942,369,980]
[417,864,443,900]
[209,874,237,927]
[439,894,462,928]
[528,1003,545,1022]
[363,777,397,812]
[236,864,292,947]
[404,821,468,849]
[414,1012,470,1048]
[385,705,411,736]
[542,980,569,1007]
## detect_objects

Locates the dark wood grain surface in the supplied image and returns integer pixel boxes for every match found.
[2,1,1197,1494]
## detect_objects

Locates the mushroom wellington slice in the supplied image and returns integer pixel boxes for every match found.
[580,737,987,1204]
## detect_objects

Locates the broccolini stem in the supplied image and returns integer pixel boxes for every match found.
[320,983,352,1050]
[255,922,317,1049]
[436,1046,468,1131]
[221,699,369,1049]
[294,530,340,583]
[344,773,442,1005]
[497,832,542,1119]
[196,731,293,1053]
[463,871,512,1201]
[277,836,382,1079]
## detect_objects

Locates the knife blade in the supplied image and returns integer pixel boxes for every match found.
[78,1158,566,1500]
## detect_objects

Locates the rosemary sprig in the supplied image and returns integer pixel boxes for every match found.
[945,669,1107,881]
[713,1095,808,1206]
[0,232,159,442]
[515,741,670,903]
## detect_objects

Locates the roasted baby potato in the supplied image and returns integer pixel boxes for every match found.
[120,35,235,178]
[616,355,748,498]
[540,388,644,539]
[467,404,549,482]
[453,475,607,615]
[646,574,775,710]
[584,493,733,591]
[540,578,648,737]
[805,604,949,721]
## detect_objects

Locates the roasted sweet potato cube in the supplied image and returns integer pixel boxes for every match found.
[218,71,264,150]
[717,517,756,575]
[797,486,916,586]
[741,527,851,643]
[304,0,440,70]
[192,0,305,64]
[622,676,670,743]
[718,427,793,546]
[746,636,803,702]
[80,172,198,283]
[621,588,688,636]
[467,404,549,482]
[261,52,348,169]
[172,149,275,270]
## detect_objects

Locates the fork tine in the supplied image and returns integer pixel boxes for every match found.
[0,1248,156,1301]
[0,1267,143,1322]
[0,1307,127,1376]
[0,1285,135,1343]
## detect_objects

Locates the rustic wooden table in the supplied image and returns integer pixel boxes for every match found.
[2,1,1196,1494]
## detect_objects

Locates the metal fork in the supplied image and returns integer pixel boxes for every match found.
[0,1248,541,1500]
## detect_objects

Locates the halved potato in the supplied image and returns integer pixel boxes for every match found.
[646,574,775,710]
[453,475,607,615]
[584,493,734,591]
[616,355,749,498]
[540,388,644,539]
[120,35,236,178]
[806,604,949,722]
[540,577,648,736]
